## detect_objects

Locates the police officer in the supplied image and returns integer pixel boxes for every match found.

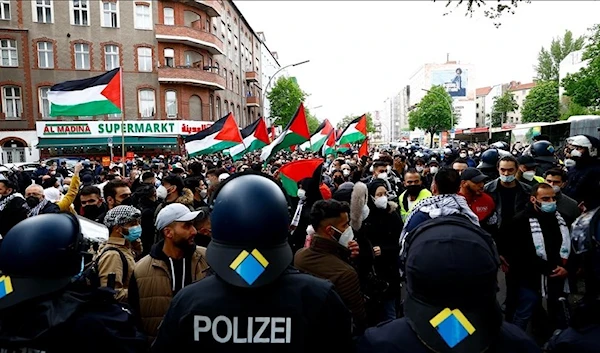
[358,215,540,353]
[151,172,353,353]
[0,213,148,352]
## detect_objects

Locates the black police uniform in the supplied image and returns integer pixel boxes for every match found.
[151,172,353,353]
[358,215,540,353]
[0,213,148,353]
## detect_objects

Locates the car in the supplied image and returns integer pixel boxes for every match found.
[42,157,84,170]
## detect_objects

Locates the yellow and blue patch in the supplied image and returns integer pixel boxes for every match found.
[0,276,13,299]
[430,308,476,348]
[229,249,269,285]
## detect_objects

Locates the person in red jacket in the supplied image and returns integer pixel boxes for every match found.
[458,168,496,222]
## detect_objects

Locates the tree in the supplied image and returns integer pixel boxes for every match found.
[534,30,585,82]
[521,81,560,123]
[267,76,307,128]
[408,86,455,147]
[336,113,376,133]
[560,97,590,120]
[562,24,600,108]
[438,0,530,27]
[305,109,320,134]
[490,91,518,127]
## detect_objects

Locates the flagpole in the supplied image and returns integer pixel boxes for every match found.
[119,67,125,176]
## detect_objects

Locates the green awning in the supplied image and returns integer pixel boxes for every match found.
[36,136,178,148]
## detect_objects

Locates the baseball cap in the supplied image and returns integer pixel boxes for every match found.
[155,203,201,231]
[518,154,537,168]
[460,168,488,183]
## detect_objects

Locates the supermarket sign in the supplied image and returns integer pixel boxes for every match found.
[36,120,213,138]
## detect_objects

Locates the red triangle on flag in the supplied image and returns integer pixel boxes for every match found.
[100,69,121,109]
[215,113,243,143]
[359,138,369,158]
[254,118,270,145]
[355,115,367,136]
[287,103,310,140]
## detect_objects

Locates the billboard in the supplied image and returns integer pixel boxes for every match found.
[431,68,468,98]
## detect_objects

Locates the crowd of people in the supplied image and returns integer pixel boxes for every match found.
[0,133,599,352]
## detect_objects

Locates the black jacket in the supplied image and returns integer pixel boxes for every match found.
[0,194,27,238]
[151,269,353,353]
[39,201,60,215]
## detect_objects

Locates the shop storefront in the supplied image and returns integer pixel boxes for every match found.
[35,120,212,161]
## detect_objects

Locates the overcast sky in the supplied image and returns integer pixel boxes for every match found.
[234,1,600,126]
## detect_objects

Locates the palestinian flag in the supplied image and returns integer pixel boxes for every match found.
[278,159,324,197]
[48,68,122,117]
[337,114,367,145]
[185,113,243,157]
[321,129,337,156]
[229,118,270,161]
[359,138,369,158]
[260,103,310,162]
[299,119,334,152]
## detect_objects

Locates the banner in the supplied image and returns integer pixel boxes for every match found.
[35,120,214,139]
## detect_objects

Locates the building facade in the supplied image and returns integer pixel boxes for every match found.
[559,49,589,99]
[0,0,268,163]
[506,82,536,124]
[257,31,281,120]
[475,86,491,127]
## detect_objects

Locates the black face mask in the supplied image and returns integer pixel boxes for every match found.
[406,184,424,197]
[83,204,102,219]
[26,196,40,208]
[119,197,133,206]
[334,176,344,185]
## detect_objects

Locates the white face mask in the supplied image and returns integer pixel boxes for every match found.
[551,185,561,194]
[570,149,582,158]
[334,226,354,247]
[416,166,424,173]
[377,172,388,180]
[468,151,474,157]
[374,196,388,209]
[297,189,306,200]
[459,153,467,158]
[156,185,168,199]
[522,171,536,181]
[565,159,576,167]
[429,166,439,174]
[361,204,370,221]
[342,169,351,177]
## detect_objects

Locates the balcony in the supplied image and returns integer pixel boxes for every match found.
[158,66,226,90]
[245,71,259,83]
[155,24,224,56]
[246,96,260,107]
[171,0,221,17]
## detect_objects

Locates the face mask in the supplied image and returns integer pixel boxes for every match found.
[342,169,351,177]
[334,176,344,185]
[332,226,354,248]
[26,196,40,208]
[468,151,474,157]
[429,166,439,174]
[206,179,212,186]
[156,185,168,199]
[522,171,536,181]
[361,204,370,221]
[538,201,557,213]
[551,185,561,194]
[200,189,208,198]
[377,172,388,180]
[374,196,388,209]
[500,174,515,183]
[570,149,582,158]
[406,184,423,197]
[119,197,133,206]
[416,166,424,173]
[564,159,576,167]
[459,153,467,158]
[297,189,306,200]
[122,225,142,242]
[83,204,102,219]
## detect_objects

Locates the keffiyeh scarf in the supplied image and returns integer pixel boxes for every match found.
[24,198,50,217]
[528,212,571,297]
[0,192,24,212]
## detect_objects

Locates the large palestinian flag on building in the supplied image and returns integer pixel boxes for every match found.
[48,68,122,117]
[278,158,324,197]
[299,119,333,152]
[185,113,243,157]
[337,114,367,145]
[260,103,310,162]
[229,118,270,161]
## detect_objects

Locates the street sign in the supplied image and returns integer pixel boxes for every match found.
[450,129,456,139]
[107,136,113,147]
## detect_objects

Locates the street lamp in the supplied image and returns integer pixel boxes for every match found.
[422,88,455,140]
[262,60,310,125]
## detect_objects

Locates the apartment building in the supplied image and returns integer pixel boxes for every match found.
[506,82,536,124]
[0,0,267,162]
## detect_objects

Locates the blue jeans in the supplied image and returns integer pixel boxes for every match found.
[511,287,539,331]
[382,299,397,321]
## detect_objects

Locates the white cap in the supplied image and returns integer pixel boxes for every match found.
[218,173,230,182]
[155,203,201,231]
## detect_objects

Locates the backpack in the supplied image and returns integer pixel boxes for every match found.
[80,247,129,289]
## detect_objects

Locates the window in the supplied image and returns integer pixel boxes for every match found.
[134,3,151,29]
[37,41,53,68]
[0,39,18,66]
[34,0,53,23]
[184,51,202,67]
[236,105,240,122]
[235,75,239,94]
[209,95,214,121]
[230,102,234,117]
[205,18,210,32]
[0,0,10,20]
[229,72,233,90]
[207,58,212,70]
[2,86,22,119]
[163,7,174,25]
[223,68,227,83]
[71,0,89,26]
[216,97,221,119]
[214,62,219,75]
[138,89,155,118]
[104,44,119,70]
[220,21,225,38]
[164,48,174,67]
[74,43,90,70]
[189,95,202,120]
[165,90,177,118]
[137,47,152,72]
[224,100,228,115]
[102,1,118,28]
[39,87,51,118]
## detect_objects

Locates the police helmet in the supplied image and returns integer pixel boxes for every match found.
[0,213,84,310]
[207,172,292,288]
[491,141,509,151]
[477,149,499,169]
[528,140,557,163]
[568,134,599,158]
